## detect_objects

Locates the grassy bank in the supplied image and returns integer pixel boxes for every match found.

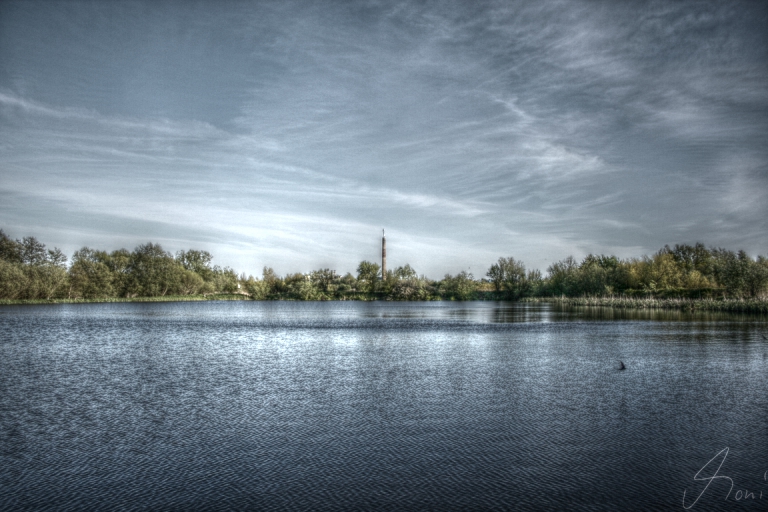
[0,294,253,305]
[528,296,768,314]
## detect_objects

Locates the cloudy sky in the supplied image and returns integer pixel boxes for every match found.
[1,1,766,278]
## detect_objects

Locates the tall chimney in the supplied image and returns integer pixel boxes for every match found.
[381,229,387,280]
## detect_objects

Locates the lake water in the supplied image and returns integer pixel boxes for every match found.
[1,301,766,510]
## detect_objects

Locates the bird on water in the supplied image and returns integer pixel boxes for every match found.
[619,361,626,370]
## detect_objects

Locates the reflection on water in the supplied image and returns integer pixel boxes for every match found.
[0,301,766,511]
[551,302,768,323]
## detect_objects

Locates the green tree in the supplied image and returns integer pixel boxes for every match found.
[666,243,713,277]
[310,269,339,295]
[712,249,768,298]
[20,236,48,265]
[546,256,579,296]
[242,275,269,300]
[126,243,182,297]
[487,257,529,299]
[0,259,28,299]
[176,249,214,281]
[177,269,206,295]
[356,261,380,295]
[394,264,418,280]
[577,254,619,295]
[439,271,477,300]
[101,249,132,297]
[0,230,23,263]
[259,267,280,297]
[68,247,115,298]
[335,272,358,297]
[210,266,239,294]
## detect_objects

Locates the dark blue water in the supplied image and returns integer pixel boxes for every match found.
[1,301,766,510]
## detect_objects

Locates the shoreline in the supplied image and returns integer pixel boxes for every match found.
[3,295,768,315]
[0,294,252,305]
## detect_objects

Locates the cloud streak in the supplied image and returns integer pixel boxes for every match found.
[1,0,766,276]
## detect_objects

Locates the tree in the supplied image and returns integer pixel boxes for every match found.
[126,243,181,297]
[523,269,543,296]
[210,266,239,294]
[440,271,477,300]
[23,262,67,299]
[176,250,214,281]
[0,230,23,263]
[577,254,619,295]
[546,256,579,296]
[310,268,339,295]
[177,269,205,295]
[356,261,380,295]
[749,256,768,298]
[336,272,358,297]
[712,249,768,298]
[394,264,418,280]
[488,257,528,299]
[0,259,27,299]
[102,249,132,297]
[242,275,269,300]
[666,243,713,277]
[21,236,47,265]
[259,267,280,297]
[68,247,115,298]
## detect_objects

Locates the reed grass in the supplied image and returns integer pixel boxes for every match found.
[529,296,768,314]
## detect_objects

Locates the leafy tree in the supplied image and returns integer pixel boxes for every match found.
[487,257,529,299]
[68,247,115,298]
[295,279,322,300]
[176,269,205,295]
[666,243,713,277]
[336,272,358,297]
[356,261,380,295]
[577,255,616,295]
[712,249,768,298]
[101,249,132,297]
[310,268,339,295]
[0,230,23,263]
[281,272,321,300]
[439,271,477,300]
[126,243,181,297]
[394,264,418,280]
[23,263,67,299]
[21,236,48,265]
[210,266,239,294]
[390,276,430,300]
[48,248,67,267]
[523,269,543,296]
[546,256,579,296]
[750,256,768,298]
[0,259,27,299]
[386,264,429,300]
[176,250,214,281]
[242,275,269,300]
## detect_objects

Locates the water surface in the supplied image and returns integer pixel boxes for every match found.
[1,301,766,510]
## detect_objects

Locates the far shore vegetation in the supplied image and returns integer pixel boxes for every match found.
[1,229,767,313]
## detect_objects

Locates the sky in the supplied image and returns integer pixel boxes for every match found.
[1,0,766,278]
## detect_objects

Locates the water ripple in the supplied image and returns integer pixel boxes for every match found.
[1,302,766,510]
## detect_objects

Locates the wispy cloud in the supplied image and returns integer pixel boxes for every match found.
[1,0,767,274]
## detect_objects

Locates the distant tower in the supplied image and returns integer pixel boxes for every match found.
[381,229,387,280]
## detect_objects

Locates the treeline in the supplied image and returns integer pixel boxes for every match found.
[1,230,767,301]
[0,231,239,300]
[484,245,768,300]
